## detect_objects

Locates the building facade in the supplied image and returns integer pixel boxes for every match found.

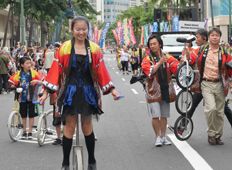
[205,0,232,43]
[0,6,12,47]
[87,0,104,22]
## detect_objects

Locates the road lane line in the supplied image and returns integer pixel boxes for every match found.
[131,89,138,94]
[112,68,115,69]
[122,78,126,81]
[116,72,119,74]
[167,134,213,170]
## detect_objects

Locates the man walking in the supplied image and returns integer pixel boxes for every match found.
[142,34,179,147]
[187,27,232,145]
[0,50,10,94]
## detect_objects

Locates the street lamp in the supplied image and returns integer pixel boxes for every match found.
[21,0,25,45]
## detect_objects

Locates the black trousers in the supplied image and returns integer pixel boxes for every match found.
[0,74,8,92]
[121,61,128,71]
[183,92,232,127]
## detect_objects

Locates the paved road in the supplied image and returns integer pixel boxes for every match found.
[1,52,232,170]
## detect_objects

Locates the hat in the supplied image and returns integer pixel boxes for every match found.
[55,42,61,48]
[6,51,10,54]
[132,45,137,51]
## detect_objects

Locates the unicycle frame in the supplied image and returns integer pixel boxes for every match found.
[73,114,84,170]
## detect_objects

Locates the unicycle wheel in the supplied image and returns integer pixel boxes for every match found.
[175,90,193,115]
[174,116,194,141]
[176,63,195,89]
[8,111,23,141]
[74,147,83,170]
[37,113,47,146]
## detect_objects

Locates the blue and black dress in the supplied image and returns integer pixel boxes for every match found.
[62,53,103,118]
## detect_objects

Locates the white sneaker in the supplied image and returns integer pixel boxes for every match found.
[155,136,162,147]
[161,136,172,145]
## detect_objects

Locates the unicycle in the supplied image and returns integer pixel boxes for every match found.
[33,84,56,146]
[73,114,83,170]
[7,87,23,141]
[174,35,197,141]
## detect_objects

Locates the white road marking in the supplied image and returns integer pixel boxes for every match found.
[112,68,115,69]
[167,134,213,170]
[131,89,138,94]
[108,59,111,60]
[116,72,119,74]
[114,58,116,60]
[110,65,112,66]
[122,78,126,81]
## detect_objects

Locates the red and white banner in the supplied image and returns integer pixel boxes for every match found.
[94,26,98,44]
[112,30,119,44]
[117,21,122,45]
[128,18,136,46]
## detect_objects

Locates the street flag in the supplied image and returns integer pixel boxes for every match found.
[164,22,168,32]
[100,22,111,48]
[128,18,136,46]
[121,23,125,45]
[68,0,76,17]
[88,22,94,42]
[149,24,153,37]
[141,26,144,46]
[204,18,208,28]
[94,26,98,44]
[173,16,179,32]
[160,21,164,32]
[144,25,149,46]
[98,29,103,45]
[112,30,119,44]
[153,22,158,32]
[128,28,131,46]
[123,18,130,46]
[117,21,122,45]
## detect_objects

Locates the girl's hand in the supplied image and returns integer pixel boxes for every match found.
[110,88,121,100]
[30,80,38,86]
[39,89,48,105]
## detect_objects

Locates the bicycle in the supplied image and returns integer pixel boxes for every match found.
[7,86,23,141]
[174,35,198,141]
[33,85,57,146]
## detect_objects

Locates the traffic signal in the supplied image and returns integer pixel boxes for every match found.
[189,8,198,21]
[154,8,163,22]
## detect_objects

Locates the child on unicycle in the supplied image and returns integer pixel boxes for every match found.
[8,56,43,140]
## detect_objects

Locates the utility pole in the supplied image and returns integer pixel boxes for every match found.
[21,0,25,45]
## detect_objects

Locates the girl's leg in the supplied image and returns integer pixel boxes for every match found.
[125,61,128,73]
[81,115,96,164]
[28,118,34,133]
[62,114,77,167]
[22,118,27,132]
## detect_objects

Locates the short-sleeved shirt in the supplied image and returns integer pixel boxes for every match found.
[119,50,131,61]
[21,71,30,102]
[203,48,220,80]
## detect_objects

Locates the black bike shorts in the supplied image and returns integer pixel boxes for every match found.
[20,101,37,118]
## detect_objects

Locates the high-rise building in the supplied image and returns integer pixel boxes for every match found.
[87,0,104,22]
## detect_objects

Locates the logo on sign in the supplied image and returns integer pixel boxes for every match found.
[174,17,178,23]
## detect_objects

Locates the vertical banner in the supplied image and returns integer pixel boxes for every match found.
[141,26,144,46]
[144,25,149,46]
[100,21,111,49]
[117,21,122,45]
[204,18,208,28]
[173,16,179,32]
[128,28,131,46]
[123,18,130,46]
[94,26,98,44]
[88,22,94,42]
[149,24,153,37]
[159,21,164,32]
[153,22,158,32]
[128,18,136,46]
[112,30,119,44]
[121,23,125,45]
[98,29,103,45]
[69,19,72,32]
[164,22,168,32]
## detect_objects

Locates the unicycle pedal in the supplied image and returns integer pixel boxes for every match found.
[46,131,53,135]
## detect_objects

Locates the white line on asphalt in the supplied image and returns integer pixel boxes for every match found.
[167,134,213,170]
[114,58,116,60]
[112,68,115,69]
[131,89,138,94]
[122,78,126,81]
[116,72,119,74]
